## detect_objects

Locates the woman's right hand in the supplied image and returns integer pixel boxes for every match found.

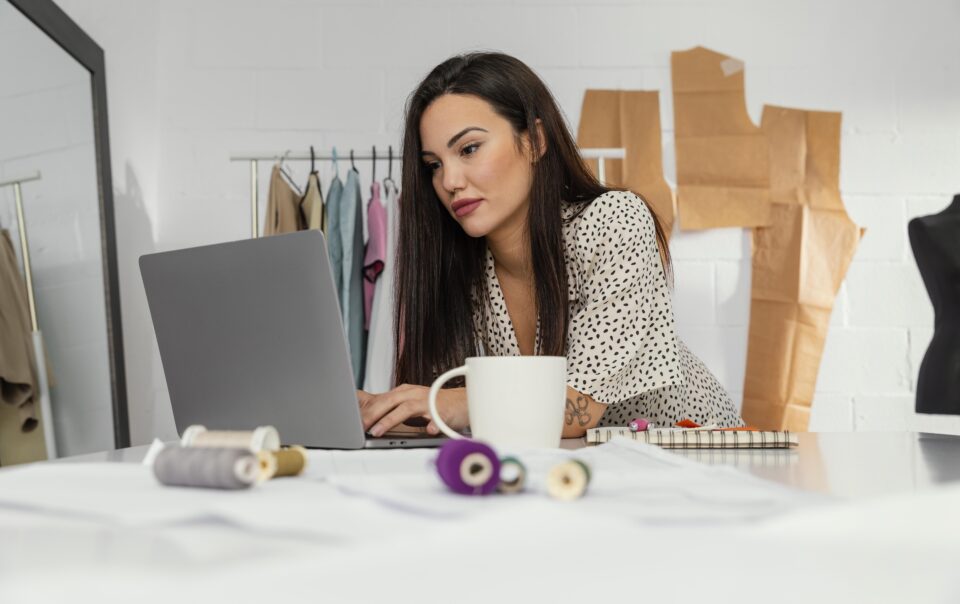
[357,385,469,437]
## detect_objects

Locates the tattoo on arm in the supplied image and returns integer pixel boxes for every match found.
[565,396,591,427]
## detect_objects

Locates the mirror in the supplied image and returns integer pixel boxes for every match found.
[0,0,127,461]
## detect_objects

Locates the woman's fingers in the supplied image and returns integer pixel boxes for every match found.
[369,401,426,437]
[360,387,426,431]
[356,389,374,407]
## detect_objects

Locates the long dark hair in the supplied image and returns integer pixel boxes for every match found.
[394,51,670,386]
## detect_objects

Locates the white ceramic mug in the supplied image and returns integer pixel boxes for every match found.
[428,356,568,449]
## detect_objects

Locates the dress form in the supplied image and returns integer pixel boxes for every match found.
[909,194,960,414]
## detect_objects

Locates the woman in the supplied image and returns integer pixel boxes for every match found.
[359,52,743,438]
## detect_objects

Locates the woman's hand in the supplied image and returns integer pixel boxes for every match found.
[356,385,468,437]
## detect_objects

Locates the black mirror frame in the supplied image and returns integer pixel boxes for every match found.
[8,0,130,448]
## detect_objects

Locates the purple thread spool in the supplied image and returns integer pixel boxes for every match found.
[435,439,501,495]
[628,418,651,432]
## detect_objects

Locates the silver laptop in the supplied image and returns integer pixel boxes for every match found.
[139,229,447,449]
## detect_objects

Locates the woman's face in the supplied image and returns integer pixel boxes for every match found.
[419,93,537,239]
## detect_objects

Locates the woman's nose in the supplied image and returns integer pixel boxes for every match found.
[441,162,466,195]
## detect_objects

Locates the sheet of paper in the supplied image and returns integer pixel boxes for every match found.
[577,89,675,235]
[671,46,771,229]
[742,106,863,430]
[326,439,823,523]
[0,462,435,542]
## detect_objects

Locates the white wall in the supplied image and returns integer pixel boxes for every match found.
[52,0,960,445]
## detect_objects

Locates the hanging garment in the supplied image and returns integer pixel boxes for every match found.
[363,181,386,330]
[300,172,325,232]
[339,169,367,387]
[0,229,47,466]
[264,164,304,236]
[364,179,399,393]
[325,174,345,298]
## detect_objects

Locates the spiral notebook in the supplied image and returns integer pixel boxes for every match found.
[586,427,798,449]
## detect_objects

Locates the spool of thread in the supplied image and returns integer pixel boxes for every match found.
[270,446,308,477]
[435,440,501,495]
[181,424,281,452]
[628,418,652,432]
[153,446,261,490]
[497,456,527,494]
[546,459,591,501]
[255,450,277,481]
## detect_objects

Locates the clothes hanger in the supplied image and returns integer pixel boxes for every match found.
[350,149,358,173]
[331,147,340,180]
[383,145,397,192]
[310,145,317,174]
[371,145,377,182]
[277,149,302,195]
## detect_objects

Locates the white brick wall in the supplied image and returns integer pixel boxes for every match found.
[52,0,960,444]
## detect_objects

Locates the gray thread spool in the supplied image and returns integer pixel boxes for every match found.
[153,446,260,490]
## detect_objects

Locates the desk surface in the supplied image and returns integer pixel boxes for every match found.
[58,431,960,500]
[4,431,960,603]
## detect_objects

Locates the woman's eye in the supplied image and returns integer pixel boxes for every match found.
[426,161,440,172]
[462,143,480,156]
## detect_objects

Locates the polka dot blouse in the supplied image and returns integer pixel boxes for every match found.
[474,190,744,428]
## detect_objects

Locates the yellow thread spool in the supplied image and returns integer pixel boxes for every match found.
[271,446,308,477]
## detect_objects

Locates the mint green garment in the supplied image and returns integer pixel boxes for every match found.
[325,175,344,298]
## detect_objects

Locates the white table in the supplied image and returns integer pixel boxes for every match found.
[2,432,959,604]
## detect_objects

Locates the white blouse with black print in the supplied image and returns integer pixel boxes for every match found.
[474,190,744,428]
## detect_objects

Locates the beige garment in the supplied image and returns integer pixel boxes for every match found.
[671,46,771,230]
[577,90,675,236]
[0,229,47,465]
[300,172,326,232]
[741,107,862,431]
[264,164,304,236]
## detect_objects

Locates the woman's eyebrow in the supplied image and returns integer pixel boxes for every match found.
[420,127,489,157]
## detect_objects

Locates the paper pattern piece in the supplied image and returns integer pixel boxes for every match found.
[577,90,675,235]
[671,46,771,229]
[742,106,863,431]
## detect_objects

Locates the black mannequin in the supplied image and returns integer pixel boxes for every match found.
[909,194,960,414]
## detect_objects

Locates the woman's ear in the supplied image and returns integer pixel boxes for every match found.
[532,118,547,162]
[523,118,548,163]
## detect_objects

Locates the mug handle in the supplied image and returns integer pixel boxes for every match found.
[428,365,467,440]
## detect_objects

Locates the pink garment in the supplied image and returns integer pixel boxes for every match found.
[363,181,387,330]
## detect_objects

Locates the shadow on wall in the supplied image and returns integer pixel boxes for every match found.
[113,163,176,445]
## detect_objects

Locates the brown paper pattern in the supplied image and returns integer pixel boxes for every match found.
[671,46,771,229]
[577,89,675,235]
[742,106,863,431]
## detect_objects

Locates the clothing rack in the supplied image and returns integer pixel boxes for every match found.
[0,171,57,458]
[229,147,626,238]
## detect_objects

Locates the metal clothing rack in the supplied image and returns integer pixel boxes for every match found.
[229,147,626,238]
[0,171,57,458]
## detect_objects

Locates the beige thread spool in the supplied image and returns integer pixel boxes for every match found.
[181,425,281,452]
[546,459,591,501]
[270,446,308,477]
[255,450,278,481]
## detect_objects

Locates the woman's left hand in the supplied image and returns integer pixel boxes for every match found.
[358,384,468,437]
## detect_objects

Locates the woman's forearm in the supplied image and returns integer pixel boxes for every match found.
[561,386,607,438]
